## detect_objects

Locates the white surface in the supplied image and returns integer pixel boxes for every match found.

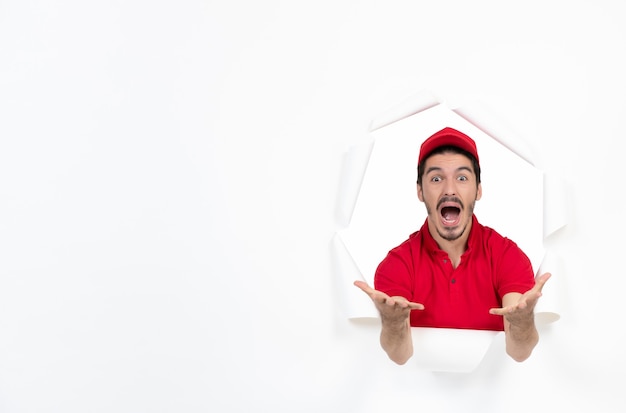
[0,1,624,412]
[410,328,501,373]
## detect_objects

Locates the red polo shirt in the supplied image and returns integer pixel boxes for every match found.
[374,215,535,331]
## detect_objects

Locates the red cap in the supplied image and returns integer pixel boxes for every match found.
[418,127,479,165]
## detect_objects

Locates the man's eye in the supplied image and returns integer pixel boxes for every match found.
[431,176,442,182]
[458,176,468,181]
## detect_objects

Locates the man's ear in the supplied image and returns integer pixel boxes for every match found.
[476,183,482,201]
[417,183,424,202]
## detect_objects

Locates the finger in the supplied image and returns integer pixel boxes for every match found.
[384,296,402,307]
[489,305,515,316]
[353,281,389,307]
[386,296,425,311]
[353,280,375,295]
[402,299,425,310]
[372,291,393,306]
[387,298,409,308]
[533,272,552,292]
[489,307,504,316]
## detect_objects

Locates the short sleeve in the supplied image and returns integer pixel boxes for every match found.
[495,238,535,297]
[374,245,414,301]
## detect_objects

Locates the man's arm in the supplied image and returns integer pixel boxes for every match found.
[490,272,551,362]
[354,281,424,364]
[380,318,412,364]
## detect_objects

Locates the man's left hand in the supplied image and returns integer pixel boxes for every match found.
[489,272,552,323]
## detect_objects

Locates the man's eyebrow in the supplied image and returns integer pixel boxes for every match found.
[425,166,442,175]
[425,166,473,175]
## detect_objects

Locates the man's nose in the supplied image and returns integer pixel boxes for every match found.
[443,180,456,196]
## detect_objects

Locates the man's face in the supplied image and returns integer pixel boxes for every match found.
[417,151,482,242]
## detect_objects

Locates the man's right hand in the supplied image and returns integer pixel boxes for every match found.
[353,280,424,324]
[353,280,424,364]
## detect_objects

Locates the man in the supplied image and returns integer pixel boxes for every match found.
[354,126,551,365]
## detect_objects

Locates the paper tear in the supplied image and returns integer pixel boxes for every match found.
[335,139,374,228]
[543,172,569,238]
[331,233,379,320]
[369,90,441,132]
[534,250,563,324]
[453,103,537,166]
[335,94,565,371]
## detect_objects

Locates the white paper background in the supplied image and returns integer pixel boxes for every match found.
[0,1,624,412]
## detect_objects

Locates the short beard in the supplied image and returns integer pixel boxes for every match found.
[437,223,468,241]
[424,199,476,242]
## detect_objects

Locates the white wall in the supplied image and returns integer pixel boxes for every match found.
[0,1,624,412]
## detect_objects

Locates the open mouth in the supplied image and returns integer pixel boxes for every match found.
[439,203,461,227]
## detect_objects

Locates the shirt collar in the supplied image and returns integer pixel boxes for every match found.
[421,214,481,255]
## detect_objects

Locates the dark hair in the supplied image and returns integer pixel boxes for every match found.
[416,145,481,185]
